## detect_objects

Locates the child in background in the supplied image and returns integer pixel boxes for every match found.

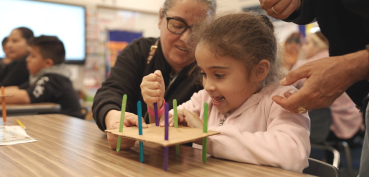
[1,37,12,66]
[283,32,303,70]
[141,13,310,172]
[0,27,33,86]
[0,35,83,119]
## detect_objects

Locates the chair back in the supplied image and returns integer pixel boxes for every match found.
[309,108,332,144]
[303,158,340,177]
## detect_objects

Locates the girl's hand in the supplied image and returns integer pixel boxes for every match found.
[141,70,165,111]
[105,110,148,149]
[159,113,177,127]
[177,109,203,129]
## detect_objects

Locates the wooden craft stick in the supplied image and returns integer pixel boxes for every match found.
[154,103,159,126]
[202,102,209,163]
[164,146,168,171]
[137,101,144,163]
[173,99,180,155]
[16,120,26,129]
[165,103,169,140]
[138,101,143,135]
[164,103,169,171]
[1,86,7,124]
[116,94,127,152]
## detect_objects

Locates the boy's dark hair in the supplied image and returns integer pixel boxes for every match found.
[29,35,65,64]
[15,27,34,43]
[2,37,8,46]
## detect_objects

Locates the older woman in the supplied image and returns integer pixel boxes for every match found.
[92,0,216,149]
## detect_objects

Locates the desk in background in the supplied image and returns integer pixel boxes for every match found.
[0,103,60,116]
[1,114,315,177]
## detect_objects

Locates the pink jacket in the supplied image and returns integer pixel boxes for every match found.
[293,50,363,139]
[175,82,310,172]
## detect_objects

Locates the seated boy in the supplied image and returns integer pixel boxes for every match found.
[0,35,83,119]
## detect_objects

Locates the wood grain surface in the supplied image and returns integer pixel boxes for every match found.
[0,114,315,177]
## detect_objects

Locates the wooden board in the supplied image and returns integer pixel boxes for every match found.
[106,123,220,147]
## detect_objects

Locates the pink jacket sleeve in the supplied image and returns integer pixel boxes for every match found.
[206,97,310,172]
[330,92,363,139]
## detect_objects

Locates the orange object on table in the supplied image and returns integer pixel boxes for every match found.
[1,86,7,123]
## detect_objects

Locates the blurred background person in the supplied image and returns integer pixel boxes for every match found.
[0,27,33,86]
[1,37,12,67]
[283,32,303,70]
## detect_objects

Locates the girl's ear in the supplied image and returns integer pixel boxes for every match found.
[252,59,270,82]
[158,8,164,30]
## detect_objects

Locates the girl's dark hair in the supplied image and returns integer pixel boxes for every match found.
[15,27,34,43]
[194,12,285,85]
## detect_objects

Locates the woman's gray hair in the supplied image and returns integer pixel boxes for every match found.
[160,0,217,18]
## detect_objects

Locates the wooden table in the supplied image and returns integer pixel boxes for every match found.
[0,114,314,177]
[0,103,61,116]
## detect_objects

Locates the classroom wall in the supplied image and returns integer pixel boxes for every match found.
[38,0,251,92]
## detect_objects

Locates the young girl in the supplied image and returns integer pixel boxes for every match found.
[141,13,310,173]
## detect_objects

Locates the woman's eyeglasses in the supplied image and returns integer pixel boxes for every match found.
[165,12,192,35]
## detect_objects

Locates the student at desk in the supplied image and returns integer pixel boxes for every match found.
[0,35,83,119]
[1,37,12,69]
[0,27,33,87]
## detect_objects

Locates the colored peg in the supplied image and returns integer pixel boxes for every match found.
[116,94,127,152]
[202,102,209,163]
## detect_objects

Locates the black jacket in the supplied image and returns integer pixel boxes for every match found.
[0,55,29,87]
[92,37,202,131]
[285,0,369,108]
[20,73,83,119]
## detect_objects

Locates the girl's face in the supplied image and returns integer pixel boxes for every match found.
[302,35,321,59]
[195,43,260,114]
[158,0,210,72]
[6,29,30,60]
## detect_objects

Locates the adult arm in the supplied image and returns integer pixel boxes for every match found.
[0,57,29,87]
[0,86,30,104]
[342,0,369,20]
[273,49,369,113]
[259,0,316,24]
[92,38,153,149]
[92,38,153,131]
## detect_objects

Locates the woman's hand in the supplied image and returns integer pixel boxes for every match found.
[272,50,369,113]
[259,0,301,20]
[105,110,148,150]
[141,70,165,111]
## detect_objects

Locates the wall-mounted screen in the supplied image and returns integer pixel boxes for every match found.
[0,0,85,64]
